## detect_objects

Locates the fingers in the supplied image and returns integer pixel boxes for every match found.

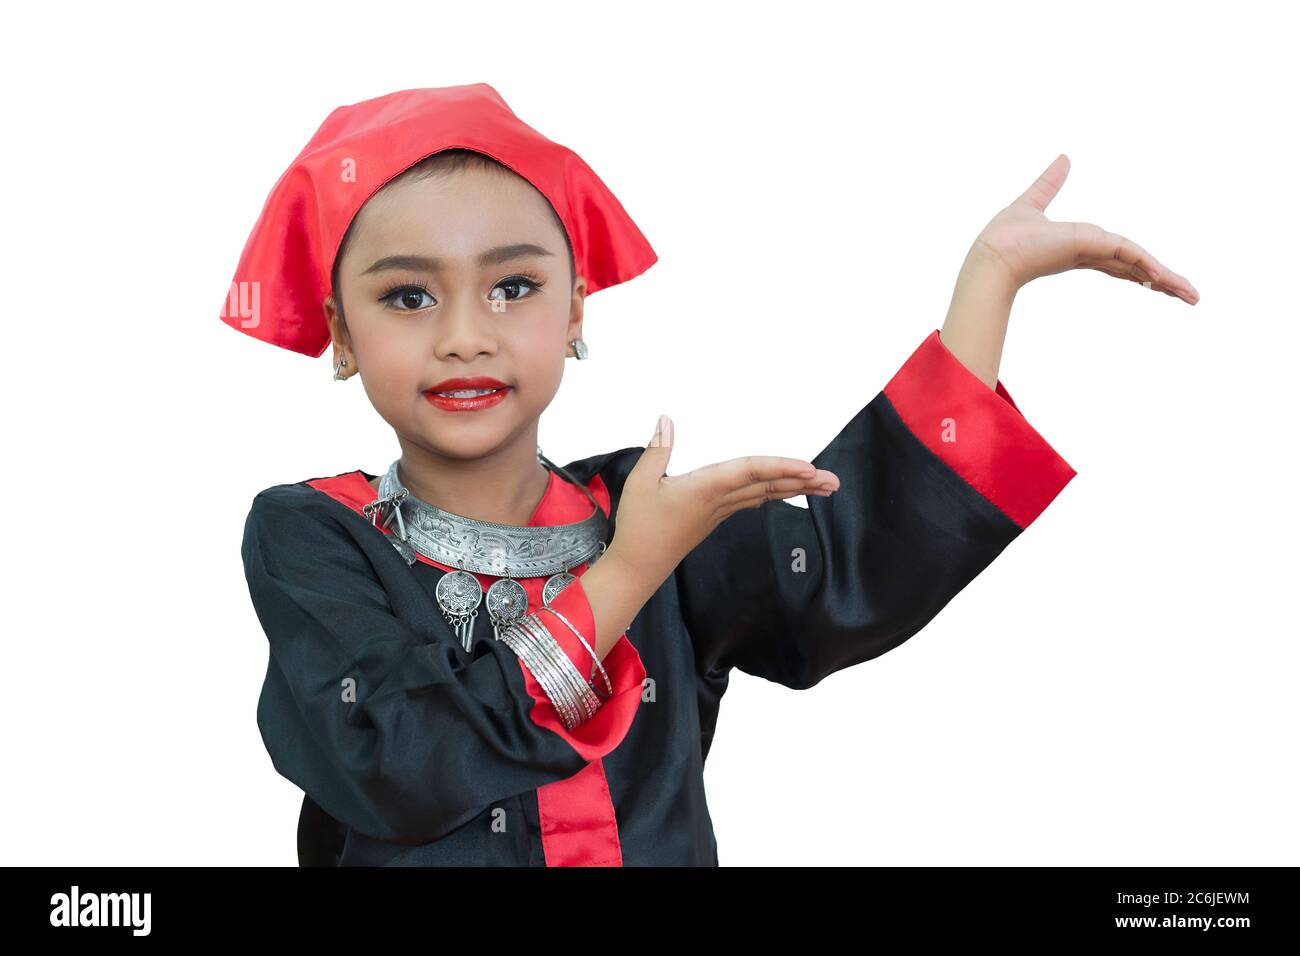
[1086,260,1195,302]
[693,456,823,484]
[1069,222,1199,304]
[686,455,836,504]
[689,455,814,492]
[709,457,841,517]
[716,470,840,512]
[627,415,675,486]
[1013,153,1070,213]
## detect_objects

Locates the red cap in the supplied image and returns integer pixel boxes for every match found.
[219,83,658,357]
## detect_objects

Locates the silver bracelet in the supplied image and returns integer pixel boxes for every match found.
[500,616,582,729]
[521,615,601,725]
[498,612,600,730]
[536,605,614,700]
[519,616,599,725]
[515,615,588,726]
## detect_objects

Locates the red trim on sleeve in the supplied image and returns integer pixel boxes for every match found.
[519,577,645,762]
[882,330,1077,529]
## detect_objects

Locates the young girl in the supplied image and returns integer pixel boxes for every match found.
[222,83,1197,866]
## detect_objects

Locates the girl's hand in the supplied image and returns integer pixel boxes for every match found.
[969,154,1199,304]
[603,415,839,590]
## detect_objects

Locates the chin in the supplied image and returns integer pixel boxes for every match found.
[420,427,515,461]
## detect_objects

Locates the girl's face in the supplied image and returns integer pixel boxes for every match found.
[325,163,585,463]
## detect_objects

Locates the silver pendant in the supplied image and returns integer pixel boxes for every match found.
[486,577,529,643]
[542,572,576,606]
[436,568,483,652]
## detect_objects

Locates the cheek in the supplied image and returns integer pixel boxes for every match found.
[357,336,422,399]
[512,333,566,396]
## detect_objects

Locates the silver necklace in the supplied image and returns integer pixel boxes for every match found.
[362,447,608,652]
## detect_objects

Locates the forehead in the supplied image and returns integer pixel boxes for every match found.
[344,163,565,262]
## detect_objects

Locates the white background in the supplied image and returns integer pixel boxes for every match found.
[3,0,1294,866]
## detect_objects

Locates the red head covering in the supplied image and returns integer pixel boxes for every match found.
[219,83,658,358]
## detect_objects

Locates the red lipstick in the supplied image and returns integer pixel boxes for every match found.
[423,376,511,412]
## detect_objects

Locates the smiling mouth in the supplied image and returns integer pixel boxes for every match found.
[430,387,505,397]
[422,386,512,412]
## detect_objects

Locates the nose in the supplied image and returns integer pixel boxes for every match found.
[431,290,498,362]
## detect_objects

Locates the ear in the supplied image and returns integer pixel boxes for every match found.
[566,276,588,356]
[323,295,354,369]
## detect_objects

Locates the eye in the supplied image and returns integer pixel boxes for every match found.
[488,273,545,304]
[379,282,436,312]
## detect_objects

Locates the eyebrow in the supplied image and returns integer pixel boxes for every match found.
[360,243,555,276]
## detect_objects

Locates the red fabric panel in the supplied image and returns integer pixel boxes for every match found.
[882,330,1077,529]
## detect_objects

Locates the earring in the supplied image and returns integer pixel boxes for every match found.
[333,355,349,380]
[570,338,589,360]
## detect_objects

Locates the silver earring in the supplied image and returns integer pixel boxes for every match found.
[333,356,348,380]
[570,338,588,360]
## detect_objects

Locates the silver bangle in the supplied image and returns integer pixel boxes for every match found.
[498,612,600,730]
[521,615,601,723]
[516,616,588,726]
[501,617,582,729]
[536,605,614,700]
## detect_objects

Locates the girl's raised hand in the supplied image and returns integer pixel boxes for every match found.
[968,154,1199,304]
[603,415,839,590]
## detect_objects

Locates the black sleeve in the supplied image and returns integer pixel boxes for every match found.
[675,329,1077,689]
[242,487,645,846]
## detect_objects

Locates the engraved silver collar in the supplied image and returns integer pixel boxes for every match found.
[362,448,609,577]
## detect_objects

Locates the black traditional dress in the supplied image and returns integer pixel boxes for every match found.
[240,330,1076,865]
